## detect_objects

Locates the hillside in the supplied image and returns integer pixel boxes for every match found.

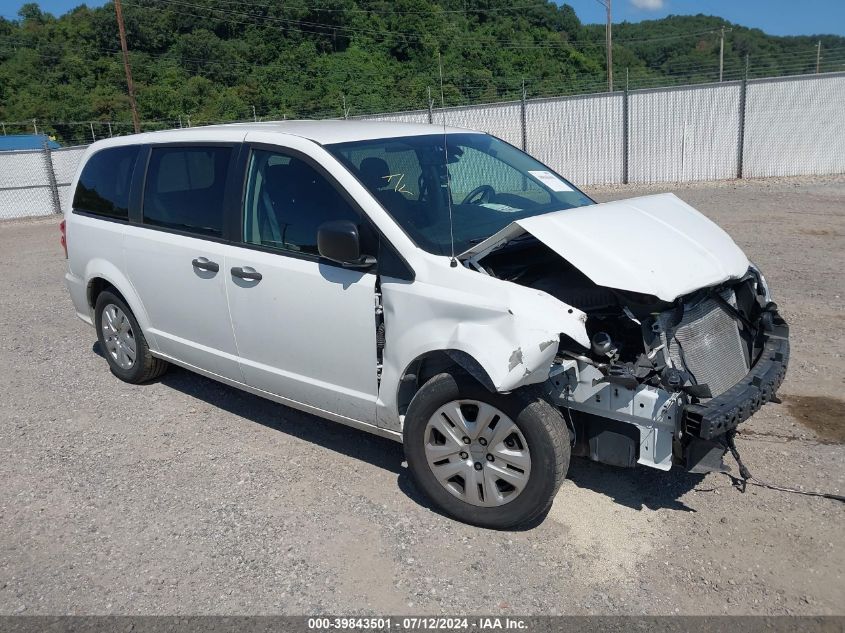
[1,1,843,143]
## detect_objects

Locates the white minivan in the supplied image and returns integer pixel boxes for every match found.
[63,121,789,528]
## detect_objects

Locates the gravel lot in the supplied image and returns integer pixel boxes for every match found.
[0,176,843,615]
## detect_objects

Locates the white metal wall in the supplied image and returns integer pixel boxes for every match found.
[629,82,742,183]
[525,93,624,186]
[2,74,843,220]
[743,74,845,178]
[432,101,523,148]
[359,109,429,124]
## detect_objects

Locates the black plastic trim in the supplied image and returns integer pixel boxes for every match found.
[70,209,130,225]
[128,144,150,224]
[222,143,248,243]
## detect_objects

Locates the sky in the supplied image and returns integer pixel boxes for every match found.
[3,0,844,37]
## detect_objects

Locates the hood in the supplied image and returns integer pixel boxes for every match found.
[462,193,750,303]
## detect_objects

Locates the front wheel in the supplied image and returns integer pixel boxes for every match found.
[403,372,570,529]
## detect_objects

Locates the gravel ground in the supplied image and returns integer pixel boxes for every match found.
[0,176,843,616]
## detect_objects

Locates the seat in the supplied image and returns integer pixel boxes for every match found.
[358,157,408,212]
[256,162,293,245]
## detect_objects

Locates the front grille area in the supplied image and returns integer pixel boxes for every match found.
[664,290,749,398]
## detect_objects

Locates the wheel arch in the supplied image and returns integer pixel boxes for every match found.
[83,260,157,350]
[395,348,496,419]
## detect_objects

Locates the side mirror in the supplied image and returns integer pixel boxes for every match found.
[317,220,376,268]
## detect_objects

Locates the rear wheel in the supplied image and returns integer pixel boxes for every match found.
[94,290,168,383]
[403,372,569,529]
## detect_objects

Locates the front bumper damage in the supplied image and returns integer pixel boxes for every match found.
[544,303,790,473]
[680,317,789,472]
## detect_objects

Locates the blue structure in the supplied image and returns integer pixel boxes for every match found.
[0,134,61,151]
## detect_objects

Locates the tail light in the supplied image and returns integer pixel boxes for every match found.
[59,219,67,258]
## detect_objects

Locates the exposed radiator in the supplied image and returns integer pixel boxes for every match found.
[663,290,749,398]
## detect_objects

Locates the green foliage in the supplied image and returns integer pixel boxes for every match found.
[0,1,842,144]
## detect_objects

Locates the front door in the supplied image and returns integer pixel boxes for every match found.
[225,146,380,423]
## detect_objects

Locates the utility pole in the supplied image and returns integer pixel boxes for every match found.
[594,0,613,91]
[114,0,141,134]
[816,40,822,73]
[605,0,612,92]
[718,26,732,82]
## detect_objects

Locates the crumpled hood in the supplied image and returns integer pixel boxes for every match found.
[462,193,750,302]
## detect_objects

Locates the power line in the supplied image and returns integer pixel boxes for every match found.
[202,0,556,15]
[121,0,744,52]
[5,37,840,80]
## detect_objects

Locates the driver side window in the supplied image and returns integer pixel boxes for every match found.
[243,149,365,257]
[449,146,551,207]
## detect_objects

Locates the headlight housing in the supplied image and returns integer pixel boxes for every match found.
[749,262,772,303]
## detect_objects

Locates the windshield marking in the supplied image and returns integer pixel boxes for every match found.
[382,173,413,196]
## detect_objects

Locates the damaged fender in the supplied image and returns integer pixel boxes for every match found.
[376,271,589,431]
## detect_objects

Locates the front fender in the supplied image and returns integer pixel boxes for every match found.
[377,275,589,428]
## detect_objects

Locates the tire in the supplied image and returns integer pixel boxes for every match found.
[403,372,570,529]
[94,290,168,384]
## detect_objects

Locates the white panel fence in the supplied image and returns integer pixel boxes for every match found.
[1,72,843,220]
[363,72,845,186]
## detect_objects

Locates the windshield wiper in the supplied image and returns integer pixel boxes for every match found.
[467,233,534,246]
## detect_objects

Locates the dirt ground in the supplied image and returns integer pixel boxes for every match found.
[0,175,842,615]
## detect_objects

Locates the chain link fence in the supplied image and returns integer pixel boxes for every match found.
[1,72,843,220]
[0,144,87,220]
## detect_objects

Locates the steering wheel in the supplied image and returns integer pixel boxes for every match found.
[461,184,495,206]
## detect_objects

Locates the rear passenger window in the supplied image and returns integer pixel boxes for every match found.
[72,146,140,219]
[143,146,232,237]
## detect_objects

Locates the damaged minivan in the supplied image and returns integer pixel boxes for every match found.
[63,121,789,528]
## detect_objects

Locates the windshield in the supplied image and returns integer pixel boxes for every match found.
[326,133,593,256]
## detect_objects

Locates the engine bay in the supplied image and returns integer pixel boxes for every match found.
[477,236,774,403]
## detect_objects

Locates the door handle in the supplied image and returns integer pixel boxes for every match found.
[191,257,219,273]
[231,266,262,281]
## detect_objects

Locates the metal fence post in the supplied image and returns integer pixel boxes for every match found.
[736,77,748,179]
[622,85,630,184]
[42,139,62,215]
[520,79,528,152]
[427,87,434,124]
